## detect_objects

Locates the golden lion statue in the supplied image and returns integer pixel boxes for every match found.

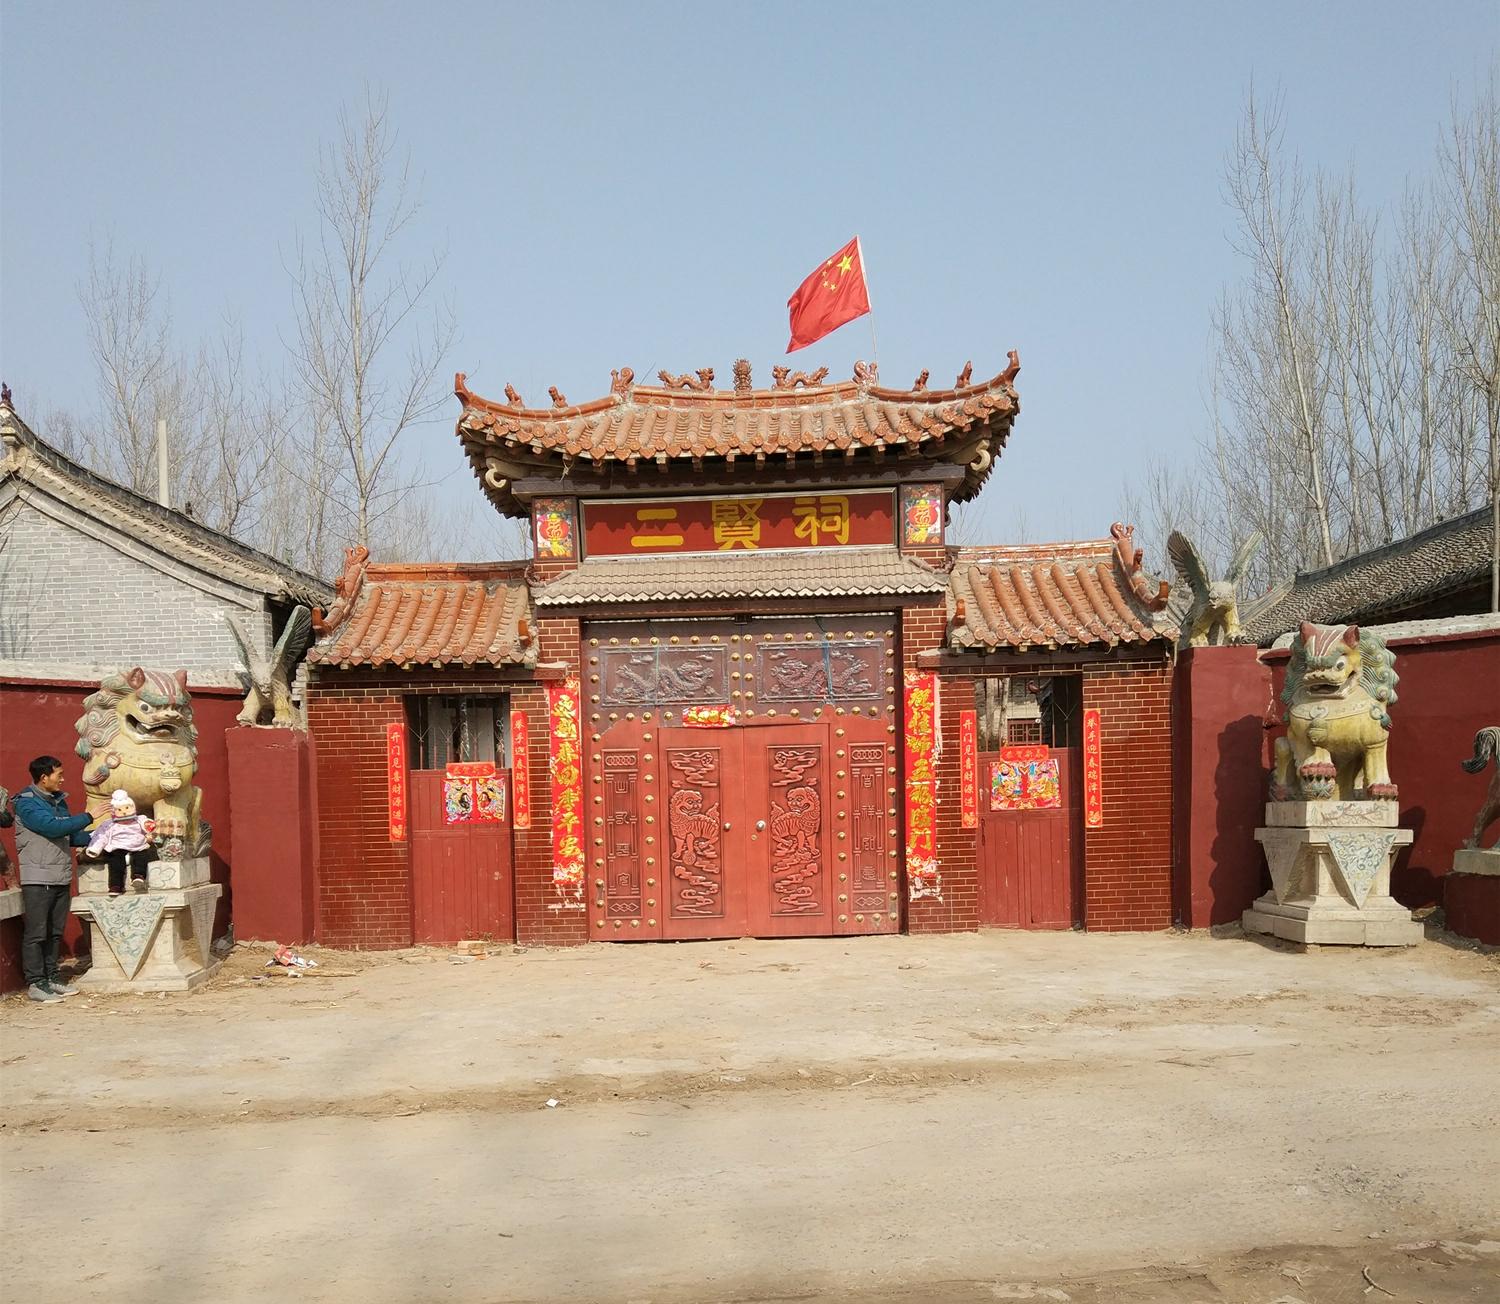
[1271,622,1399,801]
[75,667,207,852]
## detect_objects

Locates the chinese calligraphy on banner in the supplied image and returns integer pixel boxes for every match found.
[443,761,506,825]
[1083,708,1104,828]
[510,709,531,829]
[386,723,408,842]
[904,672,942,901]
[548,679,585,901]
[959,710,978,829]
[582,490,894,556]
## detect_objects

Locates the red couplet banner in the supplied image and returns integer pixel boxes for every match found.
[510,709,531,830]
[583,490,895,557]
[959,710,978,830]
[1083,708,1104,828]
[547,679,585,899]
[386,723,408,843]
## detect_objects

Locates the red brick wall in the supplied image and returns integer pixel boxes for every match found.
[1081,657,1174,930]
[512,617,589,946]
[306,682,412,949]
[902,604,981,933]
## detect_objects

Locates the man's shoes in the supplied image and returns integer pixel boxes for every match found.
[27,983,63,1003]
[45,978,81,997]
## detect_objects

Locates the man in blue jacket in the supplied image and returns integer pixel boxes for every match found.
[13,756,93,1003]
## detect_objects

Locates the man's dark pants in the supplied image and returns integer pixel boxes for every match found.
[21,884,72,987]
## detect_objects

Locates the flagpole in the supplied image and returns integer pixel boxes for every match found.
[857,235,879,372]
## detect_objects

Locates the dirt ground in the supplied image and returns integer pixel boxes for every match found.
[2,928,1498,1304]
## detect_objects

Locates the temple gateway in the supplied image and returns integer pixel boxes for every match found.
[303,355,1179,948]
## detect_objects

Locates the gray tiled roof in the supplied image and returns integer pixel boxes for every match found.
[533,547,948,606]
[1241,506,1493,643]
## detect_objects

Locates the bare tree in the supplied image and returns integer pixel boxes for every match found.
[1437,73,1500,609]
[287,91,457,554]
[1127,79,1497,604]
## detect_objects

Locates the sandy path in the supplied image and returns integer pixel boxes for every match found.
[3,931,1497,1301]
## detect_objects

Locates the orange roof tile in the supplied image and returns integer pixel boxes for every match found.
[307,563,534,670]
[455,354,1020,516]
[949,527,1175,652]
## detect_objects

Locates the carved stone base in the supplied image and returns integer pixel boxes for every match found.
[1446,848,1500,946]
[77,855,212,896]
[1245,805,1420,947]
[71,875,222,992]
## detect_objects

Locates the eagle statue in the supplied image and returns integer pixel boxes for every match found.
[222,605,314,727]
[1166,530,1263,648]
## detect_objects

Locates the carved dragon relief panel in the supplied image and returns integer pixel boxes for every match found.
[666,748,725,918]
[768,746,824,916]
[755,642,883,703]
[600,646,729,706]
[602,751,641,916]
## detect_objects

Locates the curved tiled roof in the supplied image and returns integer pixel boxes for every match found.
[307,564,534,670]
[949,529,1174,652]
[455,354,1020,516]
[0,401,330,606]
[1241,506,1493,644]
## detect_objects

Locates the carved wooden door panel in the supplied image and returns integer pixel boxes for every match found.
[583,616,900,941]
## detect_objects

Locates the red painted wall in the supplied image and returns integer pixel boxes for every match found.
[1264,628,1500,907]
[1172,645,1276,928]
[0,677,240,990]
[1445,873,1500,945]
[227,727,315,943]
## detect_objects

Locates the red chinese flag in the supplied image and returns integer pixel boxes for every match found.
[786,236,870,353]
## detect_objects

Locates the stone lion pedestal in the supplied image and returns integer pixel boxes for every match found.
[1245,801,1422,946]
[71,856,222,992]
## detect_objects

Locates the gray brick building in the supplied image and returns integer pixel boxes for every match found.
[0,396,330,687]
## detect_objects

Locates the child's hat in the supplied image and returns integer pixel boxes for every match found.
[110,788,131,804]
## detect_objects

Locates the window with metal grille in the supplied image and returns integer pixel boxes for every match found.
[407,696,510,770]
[974,675,1082,750]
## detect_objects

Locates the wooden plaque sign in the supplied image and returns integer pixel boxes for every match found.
[582,490,895,556]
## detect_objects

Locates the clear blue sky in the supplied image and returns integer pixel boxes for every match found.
[2,1,1495,552]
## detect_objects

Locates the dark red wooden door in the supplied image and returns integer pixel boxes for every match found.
[585,616,899,940]
[409,770,515,943]
[978,747,1080,929]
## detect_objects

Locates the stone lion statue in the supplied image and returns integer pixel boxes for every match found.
[74,667,207,853]
[1271,623,1399,802]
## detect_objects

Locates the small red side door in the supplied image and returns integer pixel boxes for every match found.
[409,770,515,943]
[978,747,1080,930]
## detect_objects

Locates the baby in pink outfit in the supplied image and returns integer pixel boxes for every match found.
[87,790,157,894]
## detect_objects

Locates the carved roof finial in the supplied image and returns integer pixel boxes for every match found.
[955,361,973,388]
[853,359,879,387]
[549,386,569,409]
[771,365,829,390]
[610,367,635,396]
[504,384,524,406]
[658,367,715,391]
[0,382,11,406]
[733,359,752,394]
[911,369,929,392]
